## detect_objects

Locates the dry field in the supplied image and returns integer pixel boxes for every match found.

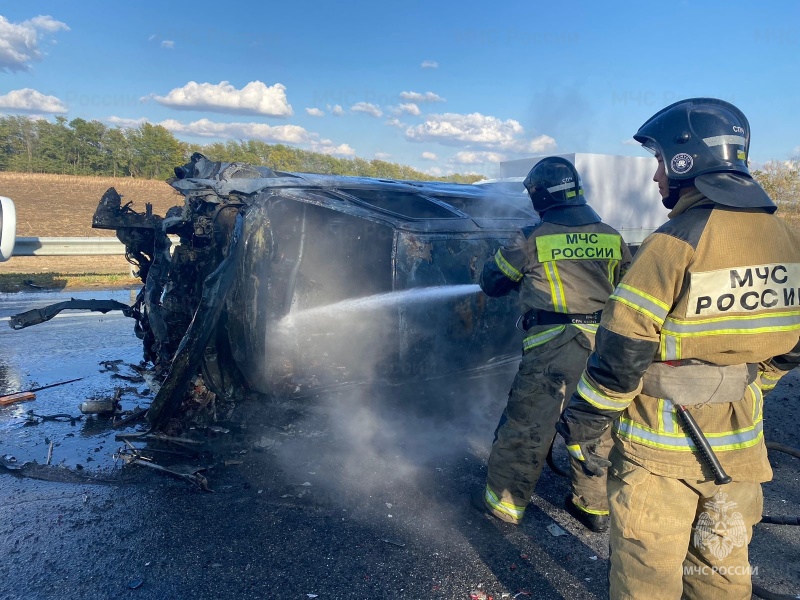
[0,172,183,281]
[2,171,798,286]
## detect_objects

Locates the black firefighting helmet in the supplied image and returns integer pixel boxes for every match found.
[633,97,775,212]
[523,157,600,225]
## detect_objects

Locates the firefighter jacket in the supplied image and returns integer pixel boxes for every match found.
[567,189,800,482]
[480,216,632,352]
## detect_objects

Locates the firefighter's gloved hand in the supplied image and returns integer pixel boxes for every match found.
[564,440,611,477]
[556,394,618,477]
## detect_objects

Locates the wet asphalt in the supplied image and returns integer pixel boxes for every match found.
[1,290,799,600]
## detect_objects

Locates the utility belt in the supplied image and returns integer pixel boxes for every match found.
[518,309,602,331]
[641,360,759,406]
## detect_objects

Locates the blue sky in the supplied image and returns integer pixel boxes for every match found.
[1,1,798,177]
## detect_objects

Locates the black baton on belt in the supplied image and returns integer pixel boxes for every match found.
[675,404,732,485]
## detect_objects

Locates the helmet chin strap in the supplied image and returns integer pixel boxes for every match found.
[663,178,695,209]
[663,180,681,209]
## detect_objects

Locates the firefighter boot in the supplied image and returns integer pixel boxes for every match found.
[564,495,609,533]
[470,489,520,525]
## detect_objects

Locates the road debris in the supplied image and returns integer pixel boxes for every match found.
[79,399,118,415]
[253,437,277,451]
[1,378,83,402]
[546,523,568,537]
[1,455,19,469]
[127,579,144,590]
[45,441,54,465]
[99,359,124,372]
[112,407,149,429]
[112,373,146,383]
[24,411,82,425]
[381,538,405,547]
[0,391,36,406]
[8,299,133,330]
[116,446,212,492]
[116,432,204,447]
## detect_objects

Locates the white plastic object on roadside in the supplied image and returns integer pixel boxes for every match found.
[0,196,16,262]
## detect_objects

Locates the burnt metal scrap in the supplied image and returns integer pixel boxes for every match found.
[9,299,133,330]
[11,153,537,430]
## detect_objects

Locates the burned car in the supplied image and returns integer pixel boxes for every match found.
[49,154,536,428]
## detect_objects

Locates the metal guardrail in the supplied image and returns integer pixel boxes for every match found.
[11,236,180,257]
[14,237,129,256]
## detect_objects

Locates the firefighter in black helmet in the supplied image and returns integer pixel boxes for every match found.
[557,98,800,599]
[472,156,632,532]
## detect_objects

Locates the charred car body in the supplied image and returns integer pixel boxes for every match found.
[67,154,537,428]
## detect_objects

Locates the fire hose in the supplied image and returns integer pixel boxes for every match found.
[753,440,800,600]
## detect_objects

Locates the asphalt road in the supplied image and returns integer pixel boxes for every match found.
[0,290,798,600]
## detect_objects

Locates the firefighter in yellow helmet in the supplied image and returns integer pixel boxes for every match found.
[557,98,800,599]
[472,156,632,532]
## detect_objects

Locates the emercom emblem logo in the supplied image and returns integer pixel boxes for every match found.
[693,492,748,560]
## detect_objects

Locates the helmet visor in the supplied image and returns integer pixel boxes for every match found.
[639,138,661,158]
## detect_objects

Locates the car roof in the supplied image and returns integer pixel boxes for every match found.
[170,171,538,233]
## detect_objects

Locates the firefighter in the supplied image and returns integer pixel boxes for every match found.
[556,98,800,599]
[472,156,632,532]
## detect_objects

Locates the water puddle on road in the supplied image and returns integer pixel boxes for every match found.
[1,290,148,475]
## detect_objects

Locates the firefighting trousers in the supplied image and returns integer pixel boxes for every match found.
[607,449,763,600]
[484,334,612,524]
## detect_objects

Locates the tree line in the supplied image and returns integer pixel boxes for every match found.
[752,160,800,211]
[1,115,796,200]
[0,115,482,184]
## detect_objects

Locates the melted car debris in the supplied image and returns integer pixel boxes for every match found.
[9,154,534,440]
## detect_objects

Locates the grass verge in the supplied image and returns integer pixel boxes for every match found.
[0,273,141,293]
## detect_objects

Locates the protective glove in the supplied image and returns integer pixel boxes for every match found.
[556,395,618,478]
[562,437,611,477]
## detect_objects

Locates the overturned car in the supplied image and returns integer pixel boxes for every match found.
[69,154,538,428]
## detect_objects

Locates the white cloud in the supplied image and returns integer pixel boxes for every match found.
[392,103,420,116]
[385,118,406,129]
[405,111,556,154]
[106,116,149,128]
[424,166,444,177]
[312,140,356,156]
[306,107,325,117]
[28,16,69,33]
[0,15,69,72]
[327,104,344,116]
[519,135,557,153]
[622,138,640,146]
[421,151,438,161]
[0,88,67,113]
[374,152,391,160]
[399,91,445,103]
[351,102,382,118]
[793,145,800,157]
[161,40,175,49]
[421,60,438,69]
[452,151,505,164]
[160,117,309,143]
[152,80,293,117]
[156,117,354,155]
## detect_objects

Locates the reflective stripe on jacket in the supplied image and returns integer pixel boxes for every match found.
[575,190,800,481]
[480,220,632,353]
